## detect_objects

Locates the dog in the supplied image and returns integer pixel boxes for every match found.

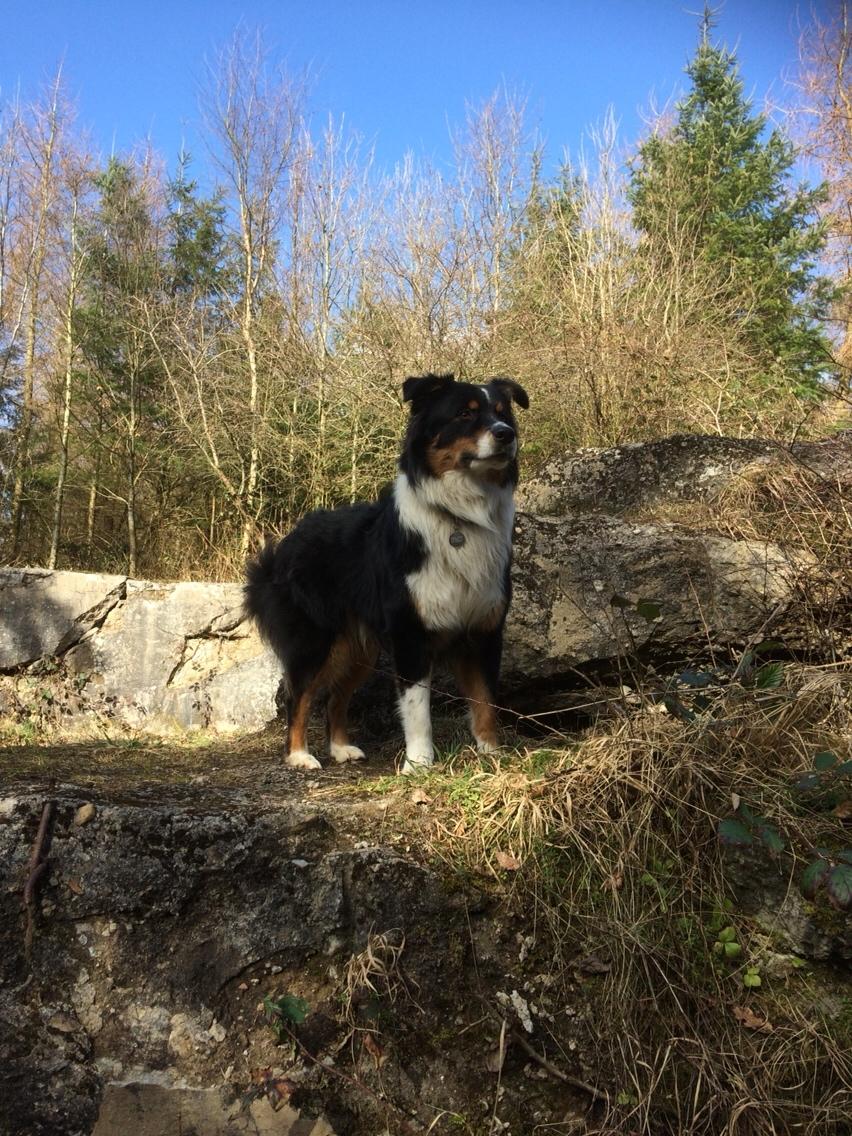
[244,372,528,774]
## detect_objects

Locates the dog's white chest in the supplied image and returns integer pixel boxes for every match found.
[395,473,514,632]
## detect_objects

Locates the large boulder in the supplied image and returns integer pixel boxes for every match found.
[0,569,126,670]
[63,579,279,733]
[504,511,806,683]
[516,433,852,517]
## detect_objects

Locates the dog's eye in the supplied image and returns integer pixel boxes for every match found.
[457,407,476,420]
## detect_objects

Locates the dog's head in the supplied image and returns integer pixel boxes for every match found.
[400,372,529,486]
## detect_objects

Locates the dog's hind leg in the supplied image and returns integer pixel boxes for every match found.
[326,633,378,764]
[283,638,333,770]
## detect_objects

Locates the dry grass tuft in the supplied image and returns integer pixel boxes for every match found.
[712,455,851,563]
[342,928,409,1024]
[417,662,852,1134]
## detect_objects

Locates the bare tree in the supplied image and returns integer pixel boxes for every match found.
[0,98,25,402]
[453,90,532,319]
[47,151,90,568]
[285,115,376,506]
[201,28,304,556]
[7,72,65,555]
[792,1,852,384]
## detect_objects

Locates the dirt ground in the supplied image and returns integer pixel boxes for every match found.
[1,724,600,1136]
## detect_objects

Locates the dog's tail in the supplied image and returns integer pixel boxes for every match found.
[244,540,281,643]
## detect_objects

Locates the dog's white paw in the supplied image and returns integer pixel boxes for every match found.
[476,737,499,754]
[401,754,434,776]
[286,750,322,770]
[330,742,366,764]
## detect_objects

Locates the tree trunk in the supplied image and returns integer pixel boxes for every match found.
[48,193,81,569]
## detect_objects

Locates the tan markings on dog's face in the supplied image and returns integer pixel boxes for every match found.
[468,399,479,410]
[427,433,481,476]
[495,402,505,414]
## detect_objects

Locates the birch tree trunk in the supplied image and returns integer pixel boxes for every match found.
[10,77,62,555]
[48,186,83,569]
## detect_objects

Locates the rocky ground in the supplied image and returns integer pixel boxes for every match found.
[0,728,605,1136]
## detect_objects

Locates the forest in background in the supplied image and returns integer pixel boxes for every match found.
[0,5,849,580]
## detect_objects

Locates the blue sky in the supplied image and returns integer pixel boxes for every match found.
[0,1,831,180]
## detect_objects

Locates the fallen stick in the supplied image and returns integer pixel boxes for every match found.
[23,800,56,961]
[509,1027,610,1104]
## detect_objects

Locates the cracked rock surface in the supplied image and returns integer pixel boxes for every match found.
[0,573,279,734]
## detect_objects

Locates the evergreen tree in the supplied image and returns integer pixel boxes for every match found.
[628,11,835,394]
[75,158,164,573]
[166,152,227,298]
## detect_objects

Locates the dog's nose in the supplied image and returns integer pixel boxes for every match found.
[491,422,515,445]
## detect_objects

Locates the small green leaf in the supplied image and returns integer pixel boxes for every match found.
[753,639,784,655]
[754,662,784,690]
[636,599,661,622]
[794,772,822,794]
[837,761,852,776]
[826,864,852,911]
[837,850,852,866]
[801,858,830,900]
[718,817,753,847]
[814,751,838,772]
[723,941,743,959]
[663,693,696,722]
[610,594,633,609]
[265,993,309,1025]
[755,821,785,855]
[717,926,737,943]
[737,651,755,675]
[743,969,762,988]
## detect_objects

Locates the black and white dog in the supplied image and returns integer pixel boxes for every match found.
[244,372,528,773]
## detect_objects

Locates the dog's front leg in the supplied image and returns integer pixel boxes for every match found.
[453,627,503,753]
[393,631,434,774]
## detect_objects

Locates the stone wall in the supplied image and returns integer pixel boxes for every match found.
[0,570,280,734]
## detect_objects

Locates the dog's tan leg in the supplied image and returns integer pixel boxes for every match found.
[453,657,500,752]
[286,674,323,769]
[327,636,377,763]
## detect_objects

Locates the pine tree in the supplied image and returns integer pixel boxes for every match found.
[628,10,836,395]
[166,152,227,298]
[75,158,164,573]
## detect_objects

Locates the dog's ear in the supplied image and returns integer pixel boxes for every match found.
[402,372,455,406]
[491,377,529,410]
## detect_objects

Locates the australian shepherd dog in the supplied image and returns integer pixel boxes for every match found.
[244,372,528,774]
